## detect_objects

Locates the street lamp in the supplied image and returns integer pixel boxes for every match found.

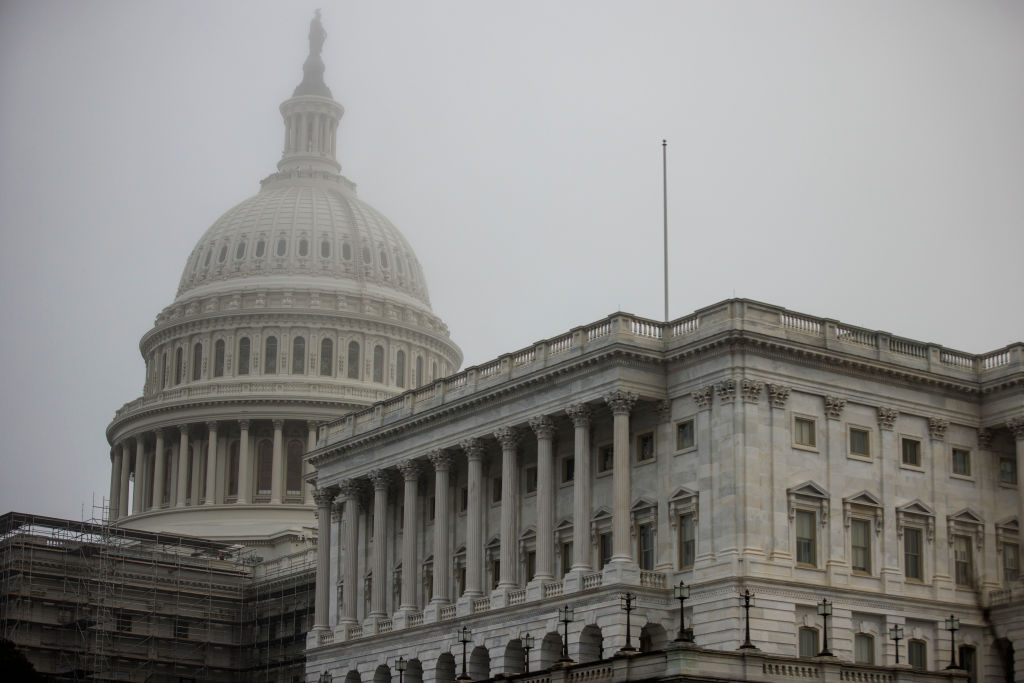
[944,615,961,670]
[817,598,833,657]
[457,626,473,681]
[558,605,575,663]
[619,592,637,653]
[318,671,333,683]
[395,656,406,683]
[522,633,535,673]
[738,590,756,650]
[889,625,904,665]
[673,580,693,643]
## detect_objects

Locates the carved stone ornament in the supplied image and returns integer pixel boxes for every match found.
[716,379,736,404]
[977,428,993,450]
[692,386,714,411]
[313,486,337,507]
[528,415,555,440]
[604,390,638,415]
[1008,417,1024,441]
[565,403,592,428]
[768,384,791,409]
[397,459,421,481]
[428,449,454,471]
[824,396,846,420]
[928,417,949,441]
[494,426,521,449]
[877,407,899,431]
[460,438,485,460]
[656,400,672,423]
[741,380,763,404]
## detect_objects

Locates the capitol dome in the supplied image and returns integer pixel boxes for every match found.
[104,13,461,550]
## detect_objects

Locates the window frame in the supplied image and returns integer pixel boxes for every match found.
[1002,541,1019,584]
[596,444,614,475]
[792,414,818,450]
[560,456,575,485]
[999,456,1017,486]
[907,639,926,670]
[904,527,924,581]
[798,627,819,658]
[675,418,696,452]
[854,633,875,665]
[635,432,655,464]
[848,425,871,460]
[795,509,818,568]
[953,534,973,588]
[523,465,538,495]
[951,446,972,478]
[850,518,872,575]
[900,436,922,469]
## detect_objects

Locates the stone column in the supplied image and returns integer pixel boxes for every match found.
[824,396,846,577]
[305,421,318,505]
[313,486,337,630]
[118,441,131,518]
[368,469,391,618]
[270,419,284,504]
[529,416,556,583]
[1009,418,1024,547]
[877,407,900,589]
[132,438,145,514]
[494,427,521,588]
[176,425,190,507]
[339,480,360,624]
[566,404,592,571]
[767,385,790,561]
[108,447,122,522]
[152,429,166,508]
[237,420,251,504]
[605,391,638,564]
[928,417,951,587]
[204,421,218,505]
[462,438,485,597]
[429,450,453,602]
[397,460,421,610]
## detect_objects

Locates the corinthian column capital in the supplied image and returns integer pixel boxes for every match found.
[1008,417,1024,441]
[428,449,454,472]
[565,403,592,428]
[529,415,555,440]
[313,486,337,507]
[397,459,421,481]
[494,426,521,449]
[604,390,638,415]
[460,438,485,461]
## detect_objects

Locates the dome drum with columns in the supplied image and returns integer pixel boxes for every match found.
[105,12,461,550]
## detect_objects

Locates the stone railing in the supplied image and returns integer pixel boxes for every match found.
[407,611,424,627]
[439,604,457,621]
[317,629,334,646]
[581,573,603,590]
[473,596,492,612]
[507,589,527,606]
[640,571,666,588]
[319,299,1021,445]
[543,581,563,598]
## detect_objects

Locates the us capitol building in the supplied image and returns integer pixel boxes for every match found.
[2,12,1022,683]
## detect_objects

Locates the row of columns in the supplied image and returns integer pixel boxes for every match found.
[107,419,318,521]
[313,390,640,631]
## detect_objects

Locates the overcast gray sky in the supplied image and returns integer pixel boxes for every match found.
[1,1,1021,520]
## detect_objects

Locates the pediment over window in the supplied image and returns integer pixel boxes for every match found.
[554,519,573,543]
[518,527,536,554]
[630,497,658,535]
[996,518,1019,552]
[787,481,829,525]
[843,491,883,535]
[896,500,935,542]
[590,507,612,540]
[669,487,699,527]
[485,537,500,561]
[789,481,829,500]
[948,508,985,550]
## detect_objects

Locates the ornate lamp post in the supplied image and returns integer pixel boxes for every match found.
[558,605,575,663]
[457,626,473,681]
[674,580,693,643]
[522,633,535,673]
[395,656,406,683]
[889,625,904,665]
[619,592,637,653]
[318,671,333,683]
[817,598,833,657]
[944,615,961,670]
[738,590,756,650]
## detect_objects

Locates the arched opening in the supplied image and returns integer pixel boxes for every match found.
[504,638,525,675]
[192,342,202,381]
[579,624,603,663]
[539,632,562,669]
[995,637,1014,682]
[256,440,273,496]
[396,350,406,388]
[434,652,455,683]
[264,336,278,373]
[372,664,390,683]
[372,345,384,383]
[213,339,225,377]
[469,645,490,681]
[347,341,360,379]
[404,658,423,683]
[286,439,303,497]
[237,337,250,375]
[639,622,668,652]
[292,336,305,374]
[344,670,361,683]
[320,338,333,376]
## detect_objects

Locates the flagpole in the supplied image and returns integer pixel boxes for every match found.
[663,139,669,323]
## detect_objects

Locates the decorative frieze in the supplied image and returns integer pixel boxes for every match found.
[824,396,846,420]
[877,407,899,431]
[928,417,949,441]
[741,380,763,404]
[767,384,791,409]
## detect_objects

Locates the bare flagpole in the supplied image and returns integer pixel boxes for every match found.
[663,139,669,322]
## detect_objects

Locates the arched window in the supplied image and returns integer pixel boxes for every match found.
[416,356,424,387]
[264,336,278,374]
[286,439,303,495]
[161,351,168,388]
[174,348,183,385]
[218,245,227,263]
[380,250,389,268]
[204,248,212,267]
[227,441,239,498]
[395,350,406,388]
[276,238,287,257]
[213,339,225,377]
[235,241,246,259]
[798,627,819,658]
[255,240,266,258]
[342,242,351,260]
[321,240,330,258]
[256,440,273,495]
[432,361,438,381]
[373,345,384,383]
[192,342,202,381]
[362,246,372,264]
[298,239,309,257]
[347,341,360,379]
[292,337,305,374]
[237,337,251,375]
[320,338,333,376]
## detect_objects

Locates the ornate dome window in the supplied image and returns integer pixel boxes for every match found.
[276,238,287,257]
[204,248,212,267]
[396,350,406,388]
[265,336,278,373]
[235,241,247,260]
[218,245,228,263]
[257,441,273,495]
[292,337,306,374]
[286,440,304,495]
[174,348,184,385]
[362,246,372,264]
[380,250,389,269]
[213,339,225,377]
[227,442,240,497]
[321,240,330,258]
[342,242,351,260]
[347,341,360,379]
[237,337,251,375]
[255,240,266,258]
[372,345,384,383]
[299,238,309,257]
[192,343,203,381]
[320,338,333,375]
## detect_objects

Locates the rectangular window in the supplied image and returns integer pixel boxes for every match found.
[854,634,874,664]
[1000,457,1017,485]
[904,527,923,580]
[851,518,871,574]
[952,448,971,476]
[524,466,538,494]
[1004,542,1020,584]
[676,419,695,450]
[491,560,500,590]
[492,477,502,503]
[599,532,613,568]
[959,645,976,683]
[954,535,973,587]
[908,640,926,670]
[560,541,573,577]
[638,523,655,570]
[597,446,614,474]
[636,433,655,462]
[849,427,870,458]
[678,513,695,569]
[794,417,816,448]
[902,438,921,467]
[561,457,575,483]
[459,486,468,512]
[525,551,536,582]
[428,496,435,521]
[798,627,818,658]
[796,510,817,567]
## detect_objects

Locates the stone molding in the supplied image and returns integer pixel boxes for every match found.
[977,428,993,450]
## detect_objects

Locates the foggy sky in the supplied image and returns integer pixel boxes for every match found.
[1,1,1022,520]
